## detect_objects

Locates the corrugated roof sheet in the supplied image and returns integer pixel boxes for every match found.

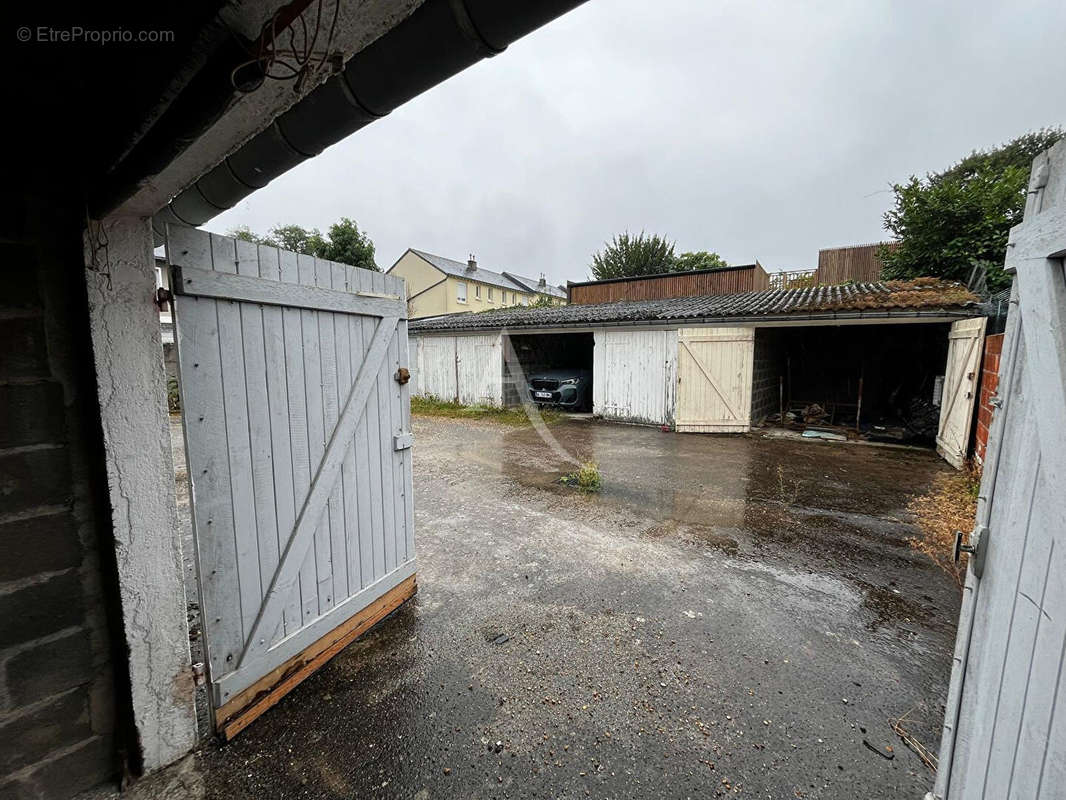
[409,280,979,332]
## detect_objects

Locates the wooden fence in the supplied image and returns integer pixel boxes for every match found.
[815,242,896,285]
[568,263,769,304]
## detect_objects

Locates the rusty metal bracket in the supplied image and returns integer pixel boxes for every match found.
[394,367,411,385]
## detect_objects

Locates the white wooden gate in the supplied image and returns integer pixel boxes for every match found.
[592,329,678,425]
[936,317,987,469]
[931,141,1066,798]
[675,327,754,433]
[167,227,416,738]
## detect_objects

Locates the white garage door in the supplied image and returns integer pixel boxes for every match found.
[675,327,754,433]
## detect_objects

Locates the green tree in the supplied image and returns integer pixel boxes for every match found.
[880,128,1062,293]
[226,219,379,270]
[590,232,677,279]
[675,250,728,271]
[266,224,328,258]
[320,217,377,272]
[230,225,267,244]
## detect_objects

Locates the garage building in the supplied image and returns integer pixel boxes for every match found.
[408,280,986,463]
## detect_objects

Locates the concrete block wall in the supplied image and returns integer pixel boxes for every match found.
[974,333,1004,466]
[0,218,120,798]
[750,330,785,424]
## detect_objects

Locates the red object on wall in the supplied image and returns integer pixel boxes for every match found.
[974,333,1004,465]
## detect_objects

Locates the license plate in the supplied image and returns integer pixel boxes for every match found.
[535,391,553,399]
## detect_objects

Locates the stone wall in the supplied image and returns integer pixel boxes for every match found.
[0,208,121,797]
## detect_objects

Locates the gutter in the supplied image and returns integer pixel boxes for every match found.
[410,308,977,334]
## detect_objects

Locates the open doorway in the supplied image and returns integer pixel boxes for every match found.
[503,332,595,411]
[753,323,951,444]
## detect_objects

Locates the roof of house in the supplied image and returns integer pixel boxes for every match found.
[502,271,567,299]
[400,249,563,297]
[409,279,980,333]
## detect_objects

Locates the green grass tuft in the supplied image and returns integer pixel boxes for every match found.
[411,396,560,427]
[560,460,601,493]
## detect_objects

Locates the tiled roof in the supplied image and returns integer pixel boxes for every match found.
[409,280,979,332]
[502,271,567,299]
[405,250,526,294]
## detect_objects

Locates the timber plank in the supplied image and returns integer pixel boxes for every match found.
[218,575,417,740]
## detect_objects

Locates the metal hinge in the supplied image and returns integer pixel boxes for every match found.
[954,523,989,578]
[155,287,173,311]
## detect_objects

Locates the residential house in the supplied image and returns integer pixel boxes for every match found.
[387,249,566,318]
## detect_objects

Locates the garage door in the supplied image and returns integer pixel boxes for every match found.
[593,330,677,425]
[456,334,503,406]
[936,317,987,468]
[675,327,754,433]
[168,227,416,739]
[418,336,458,402]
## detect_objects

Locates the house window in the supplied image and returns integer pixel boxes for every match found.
[488,287,494,302]
[457,282,467,302]
[474,284,481,299]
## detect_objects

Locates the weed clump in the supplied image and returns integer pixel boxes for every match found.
[411,396,559,427]
[560,461,601,493]
[907,463,980,585]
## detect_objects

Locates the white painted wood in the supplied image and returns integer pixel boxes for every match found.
[674,328,754,433]
[240,315,397,664]
[256,245,300,638]
[415,335,459,401]
[934,140,1066,799]
[936,317,987,469]
[173,264,406,318]
[298,253,334,620]
[592,329,678,425]
[168,226,414,709]
[357,268,387,583]
[456,334,503,406]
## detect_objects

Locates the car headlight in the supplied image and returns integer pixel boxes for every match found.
[559,377,580,385]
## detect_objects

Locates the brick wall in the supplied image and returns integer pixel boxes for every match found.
[0,210,121,797]
[974,333,1004,465]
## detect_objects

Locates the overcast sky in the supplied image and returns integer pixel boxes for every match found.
[205,0,1066,285]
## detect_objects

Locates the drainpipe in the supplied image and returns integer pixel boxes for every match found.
[153,0,587,243]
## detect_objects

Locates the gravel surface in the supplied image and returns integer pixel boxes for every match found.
[175,415,959,799]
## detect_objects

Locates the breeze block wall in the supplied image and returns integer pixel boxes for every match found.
[0,205,120,798]
[750,329,785,424]
[974,333,1004,466]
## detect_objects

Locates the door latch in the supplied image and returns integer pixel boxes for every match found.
[954,524,989,578]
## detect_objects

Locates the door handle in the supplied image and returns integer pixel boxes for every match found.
[954,524,989,578]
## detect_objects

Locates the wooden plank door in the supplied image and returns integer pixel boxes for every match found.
[932,140,1066,798]
[456,334,502,406]
[936,317,987,468]
[592,330,678,426]
[675,328,754,433]
[167,227,416,738]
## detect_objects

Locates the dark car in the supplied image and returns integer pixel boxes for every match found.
[527,368,592,410]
